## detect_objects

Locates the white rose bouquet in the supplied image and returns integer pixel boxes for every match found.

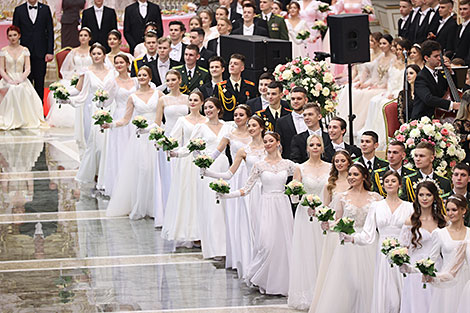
[209,178,230,204]
[415,258,437,288]
[296,30,310,41]
[132,116,149,138]
[92,88,109,108]
[312,20,328,32]
[316,206,335,234]
[285,180,306,196]
[301,194,323,222]
[388,247,411,277]
[187,138,207,153]
[148,126,165,141]
[51,82,70,108]
[193,154,215,178]
[70,74,79,87]
[157,136,179,161]
[92,110,113,133]
[333,217,356,244]
[381,237,400,256]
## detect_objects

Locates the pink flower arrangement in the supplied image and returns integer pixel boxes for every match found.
[396,134,405,142]
[293,67,301,74]
[302,60,310,65]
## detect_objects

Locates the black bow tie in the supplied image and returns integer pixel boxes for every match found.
[29,5,38,10]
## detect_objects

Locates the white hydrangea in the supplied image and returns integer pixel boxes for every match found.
[409,128,421,138]
[282,70,293,80]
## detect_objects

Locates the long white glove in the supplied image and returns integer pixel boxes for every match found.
[210,149,222,160]
[201,168,234,180]
[218,190,242,199]
[137,122,157,135]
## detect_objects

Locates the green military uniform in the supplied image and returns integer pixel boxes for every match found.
[257,13,289,40]
[173,65,209,94]
[401,171,452,203]
[372,166,416,197]
[353,156,389,176]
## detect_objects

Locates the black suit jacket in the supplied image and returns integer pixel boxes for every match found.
[290,130,331,164]
[414,9,433,43]
[81,6,117,52]
[427,8,441,37]
[398,13,414,41]
[197,47,215,70]
[213,78,257,121]
[207,38,218,55]
[276,114,298,160]
[324,142,362,162]
[124,2,163,54]
[199,81,216,99]
[454,24,470,65]
[247,97,288,113]
[435,16,458,52]
[353,155,389,175]
[411,67,452,119]
[13,2,54,58]
[231,24,269,37]
[131,55,159,86]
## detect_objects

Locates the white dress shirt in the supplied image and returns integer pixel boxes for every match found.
[399,14,409,30]
[428,4,439,23]
[291,111,307,134]
[460,19,470,38]
[185,65,196,79]
[138,1,148,18]
[28,2,39,24]
[262,12,272,21]
[157,58,170,83]
[411,7,420,23]
[419,7,430,26]
[170,42,182,62]
[261,96,269,110]
[307,127,322,136]
[236,2,243,14]
[362,156,375,170]
[332,141,346,151]
[437,15,452,34]
[420,170,434,180]
[146,53,156,62]
[243,24,255,36]
[94,5,104,29]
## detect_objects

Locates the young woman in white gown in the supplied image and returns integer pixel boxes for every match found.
[398,181,447,313]
[286,2,311,59]
[203,115,267,278]
[0,26,45,130]
[154,70,190,226]
[47,27,92,128]
[342,170,413,313]
[104,66,164,219]
[190,97,232,259]
[210,105,251,273]
[105,30,134,71]
[310,163,382,313]
[288,134,331,310]
[101,54,137,196]
[427,195,470,313]
[219,132,297,296]
[162,91,206,243]
[72,43,116,186]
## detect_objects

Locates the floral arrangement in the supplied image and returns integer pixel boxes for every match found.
[157,136,179,161]
[333,217,356,244]
[362,5,374,14]
[381,237,401,256]
[415,258,437,288]
[51,82,70,108]
[394,116,465,179]
[318,3,331,12]
[93,88,109,107]
[70,74,79,87]
[301,194,323,222]
[148,126,165,141]
[132,116,149,138]
[92,110,113,133]
[388,247,410,276]
[316,207,335,234]
[312,20,328,32]
[296,30,311,41]
[194,155,214,178]
[209,179,230,204]
[49,81,62,92]
[187,138,207,153]
[273,57,340,116]
[285,180,306,196]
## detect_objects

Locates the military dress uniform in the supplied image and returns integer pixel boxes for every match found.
[256,103,291,131]
[173,65,210,94]
[353,156,389,175]
[401,171,452,202]
[256,13,289,40]
[372,165,416,197]
[213,78,256,121]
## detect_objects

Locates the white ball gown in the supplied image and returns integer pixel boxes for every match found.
[154,95,189,227]
[224,133,251,275]
[241,159,297,296]
[46,49,92,128]
[101,78,138,196]
[399,225,441,313]
[161,115,206,242]
[73,70,116,184]
[352,199,413,313]
[106,90,163,219]
[428,228,470,313]
[192,122,232,258]
[310,191,382,313]
[286,18,311,59]
[288,164,329,310]
[0,47,45,130]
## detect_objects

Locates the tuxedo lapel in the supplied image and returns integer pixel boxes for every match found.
[286,115,296,135]
[23,3,34,25]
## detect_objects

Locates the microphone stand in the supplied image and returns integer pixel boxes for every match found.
[403,50,409,122]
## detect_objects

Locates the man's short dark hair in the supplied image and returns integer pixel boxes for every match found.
[421,40,442,58]
[454,162,470,174]
[291,86,307,95]
[186,44,200,54]
[208,55,226,67]
[169,20,186,32]
[330,116,347,130]
[415,141,435,154]
[267,81,283,92]
[389,140,406,151]
[362,130,379,144]
[259,72,274,82]
[230,53,245,64]
[191,27,205,37]
[243,2,257,10]
[303,102,321,114]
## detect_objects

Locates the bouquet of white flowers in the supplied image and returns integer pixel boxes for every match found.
[209,178,230,204]
[132,116,149,138]
[93,88,109,108]
[70,74,79,87]
[92,110,113,133]
[415,258,437,288]
[157,136,179,161]
[318,3,330,12]
[148,126,165,141]
[381,237,401,256]
[296,30,310,40]
[51,82,70,108]
[187,138,207,153]
[301,194,323,222]
[193,154,214,178]
[312,20,328,32]
[333,217,356,244]
[316,206,335,234]
[388,247,410,277]
[285,180,306,196]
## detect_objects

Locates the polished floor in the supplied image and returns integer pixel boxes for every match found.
[0,128,300,312]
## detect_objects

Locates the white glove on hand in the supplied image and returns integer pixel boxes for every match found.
[321,221,330,232]
[204,169,234,180]
[210,149,222,160]
[399,264,413,274]
[290,195,300,204]
[217,190,242,199]
[339,233,354,244]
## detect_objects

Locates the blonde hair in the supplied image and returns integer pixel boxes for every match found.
[306,134,325,155]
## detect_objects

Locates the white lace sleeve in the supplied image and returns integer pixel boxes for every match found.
[399,224,412,248]
[286,159,298,177]
[23,47,30,57]
[60,49,76,80]
[433,241,469,287]
[353,202,378,245]
[0,48,5,57]
[240,162,262,195]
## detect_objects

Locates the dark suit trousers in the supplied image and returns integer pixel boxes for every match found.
[61,21,80,48]
[29,56,47,104]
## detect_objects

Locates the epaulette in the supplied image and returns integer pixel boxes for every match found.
[353,157,360,162]
[134,57,143,62]
[173,65,184,69]
[283,107,292,112]
[133,58,144,74]
[217,80,227,86]
[375,166,388,173]
[274,14,283,18]
[435,173,450,180]
[405,172,418,178]
[255,14,261,17]
[197,66,208,72]
[244,79,255,86]
[256,109,266,114]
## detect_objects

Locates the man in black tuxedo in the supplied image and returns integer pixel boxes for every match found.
[232,3,269,36]
[124,0,163,55]
[131,32,160,86]
[13,0,54,102]
[247,73,275,112]
[199,56,225,99]
[213,53,256,121]
[353,131,389,175]
[256,81,291,131]
[189,28,216,70]
[276,87,308,160]
[323,117,361,162]
[169,21,187,64]
[291,103,331,164]
[81,0,117,52]
[425,0,441,38]
[454,0,470,64]
[398,0,414,40]
[450,162,470,226]
[412,0,431,43]
[216,0,242,26]
[431,0,457,52]
[207,17,233,56]
[154,37,180,90]
[411,40,460,119]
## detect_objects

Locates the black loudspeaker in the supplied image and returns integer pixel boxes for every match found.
[220,35,292,70]
[327,14,370,64]
[242,68,265,85]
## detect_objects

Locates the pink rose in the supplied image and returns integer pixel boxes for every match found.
[441,128,449,136]
[432,119,440,124]
[279,76,284,81]
[410,120,418,126]
[290,82,296,88]
[292,59,299,65]
[283,89,289,95]
[406,138,415,146]
[399,125,408,132]
[447,142,451,147]
[279,65,286,72]
[315,83,323,91]
[302,60,310,65]
[396,134,405,142]
[450,160,457,168]
[331,91,337,98]
[293,66,301,74]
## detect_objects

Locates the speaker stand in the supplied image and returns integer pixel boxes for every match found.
[347,63,356,145]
